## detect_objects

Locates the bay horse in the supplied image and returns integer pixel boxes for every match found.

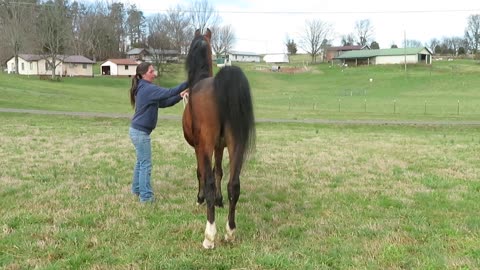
[182,29,256,249]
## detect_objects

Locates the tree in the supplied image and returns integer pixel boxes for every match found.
[428,38,440,54]
[211,25,235,57]
[126,5,146,48]
[465,14,480,54]
[36,0,72,79]
[341,34,355,46]
[404,39,422,48]
[370,41,379,49]
[391,44,398,48]
[146,13,171,75]
[299,19,332,63]
[354,19,374,46]
[188,0,219,34]
[109,2,127,55]
[285,38,297,55]
[164,5,191,55]
[0,0,37,74]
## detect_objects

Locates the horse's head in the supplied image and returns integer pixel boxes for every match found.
[186,28,213,89]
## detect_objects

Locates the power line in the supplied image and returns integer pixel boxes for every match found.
[4,2,480,15]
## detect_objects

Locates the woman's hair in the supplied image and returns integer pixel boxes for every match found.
[129,62,152,108]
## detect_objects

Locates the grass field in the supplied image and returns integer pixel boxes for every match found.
[1,58,480,121]
[1,57,480,268]
[1,113,479,269]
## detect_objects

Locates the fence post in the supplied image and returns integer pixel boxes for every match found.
[338,98,341,112]
[424,100,427,115]
[457,100,460,115]
[393,99,396,114]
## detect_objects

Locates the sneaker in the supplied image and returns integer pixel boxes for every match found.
[140,196,155,203]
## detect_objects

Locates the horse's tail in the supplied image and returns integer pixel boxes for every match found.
[214,66,256,163]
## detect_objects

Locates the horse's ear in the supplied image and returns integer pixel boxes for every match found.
[195,29,201,37]
[205,28,212,40]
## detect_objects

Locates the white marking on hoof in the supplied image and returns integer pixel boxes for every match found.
[203,221,216,249]
[224,222,236,242]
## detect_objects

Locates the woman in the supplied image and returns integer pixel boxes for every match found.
[129,62,188,203]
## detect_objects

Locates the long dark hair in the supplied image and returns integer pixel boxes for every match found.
[130,62,152,108]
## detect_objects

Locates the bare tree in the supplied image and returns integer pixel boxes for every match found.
[188,0,219,34]
[109,2,127,56]
[404,39,422,48]
[428,38,440,54]
[146,13,172,74]
[465,14,480,54]
[341,33,355,46]
[211,25,235,57]
[165,5,191,55]
[299,19,332,63]
[0,0,37,73]
[36,0,72,79]
[354,19,374,46]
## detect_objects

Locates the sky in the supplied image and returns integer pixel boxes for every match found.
[127,0,480,54]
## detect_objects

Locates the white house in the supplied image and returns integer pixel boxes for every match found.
[227,51,261,62]
[335,47,433,66]
[101,59,138,76]
[263,54,289,63]
[6,54,95,76]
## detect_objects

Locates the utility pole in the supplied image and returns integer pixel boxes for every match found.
[404,30,407,73]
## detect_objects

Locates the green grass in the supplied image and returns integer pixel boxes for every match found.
[1,59,480,121]
[1,113,479,269]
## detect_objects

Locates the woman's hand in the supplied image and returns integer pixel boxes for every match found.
[180,89,189,98]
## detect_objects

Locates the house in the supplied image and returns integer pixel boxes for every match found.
[101,59,138,76]
[263,54,289,63]
[325,45,369,61]
[228,51,261,62]
[335,47,433,66]
[6,54,95,77]
[126,48,179,63]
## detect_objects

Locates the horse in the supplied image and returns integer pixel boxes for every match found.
[182,29,256,249]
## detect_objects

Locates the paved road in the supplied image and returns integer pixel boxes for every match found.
[1,107,480,126]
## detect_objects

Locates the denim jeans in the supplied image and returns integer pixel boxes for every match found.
[129,127,154,202]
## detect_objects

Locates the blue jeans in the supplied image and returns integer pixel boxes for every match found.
[129,127,154,202]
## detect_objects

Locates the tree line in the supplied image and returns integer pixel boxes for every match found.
[288,16,480,62]
[0,0,235,75]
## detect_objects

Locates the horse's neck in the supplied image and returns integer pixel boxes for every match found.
[190,69,211,87]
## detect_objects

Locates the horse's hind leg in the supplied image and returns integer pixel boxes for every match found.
[225,141,242,242]
[195,149,205,205]
[213,143,224,207]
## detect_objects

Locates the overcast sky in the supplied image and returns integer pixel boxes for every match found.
[129,0,480,54]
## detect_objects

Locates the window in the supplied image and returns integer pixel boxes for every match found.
[30,63,33,70]
[83,64,87,69]
[21,63,24,70]
[125,65,129,70]
[45,62,51,71]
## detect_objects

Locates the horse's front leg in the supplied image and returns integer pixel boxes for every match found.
[197,149,217,249]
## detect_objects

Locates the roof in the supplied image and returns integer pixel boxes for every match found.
[335,47,433,59]
[126,48,179,55]
[14,54,94,64]
[327,45,366,51]
[230,51,259,56]
[63,55,95,64]
[18,54,43,61]
[103,59,139,65]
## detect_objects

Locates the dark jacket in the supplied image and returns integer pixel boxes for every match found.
[131,79,187,134]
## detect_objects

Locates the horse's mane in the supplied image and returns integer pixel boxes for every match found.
[186,30,212,89]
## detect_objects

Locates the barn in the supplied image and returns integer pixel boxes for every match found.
[228,51,261,62]
[335,47,433,66]
[100,59,138,76]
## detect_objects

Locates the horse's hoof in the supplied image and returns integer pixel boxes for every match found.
[214,199,224,208]
[202,239,215,249]
[225,223,235,242]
